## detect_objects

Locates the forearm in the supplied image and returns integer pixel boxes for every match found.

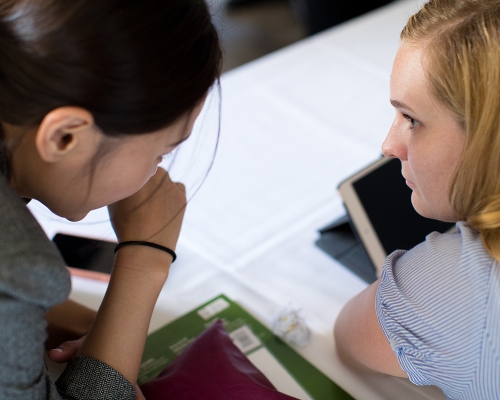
[77,246,171,384]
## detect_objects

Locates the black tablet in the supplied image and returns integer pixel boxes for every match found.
[338,157,454,276]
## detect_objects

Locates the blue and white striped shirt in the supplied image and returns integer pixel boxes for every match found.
[376,222,500,400]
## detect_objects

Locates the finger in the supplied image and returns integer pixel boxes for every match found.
[175,182,186,194]
[48,339,82,363]
[156,166,170,180]
[135,384,146,400]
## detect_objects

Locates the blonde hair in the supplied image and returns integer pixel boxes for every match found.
[402,0,500,261]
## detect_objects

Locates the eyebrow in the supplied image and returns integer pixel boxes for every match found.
[390,100,414,112]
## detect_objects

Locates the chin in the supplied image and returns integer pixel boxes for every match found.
[411,194,455,222]
[50,208,90,222]
[40,198,92,222]
[65,216,83,222]
[65,211,90,222]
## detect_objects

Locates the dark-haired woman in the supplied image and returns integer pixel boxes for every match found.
[0,0,221,398]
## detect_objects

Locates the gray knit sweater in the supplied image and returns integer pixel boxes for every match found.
[0,148,136,399]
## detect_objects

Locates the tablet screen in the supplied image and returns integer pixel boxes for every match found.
[352,158,453,255]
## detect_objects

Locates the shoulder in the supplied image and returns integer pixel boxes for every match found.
[378,222,496,332]
[384,222,493,299]
[376,222,500,395]
[0,174,70,308]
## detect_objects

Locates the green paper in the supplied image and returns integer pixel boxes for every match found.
[139,294,353,400]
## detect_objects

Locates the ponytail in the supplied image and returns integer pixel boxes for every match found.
[469,197,500,261]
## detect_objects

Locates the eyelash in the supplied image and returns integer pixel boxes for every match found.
[402,113,419,129]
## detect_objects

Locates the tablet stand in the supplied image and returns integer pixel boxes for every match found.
[315,214,377,283]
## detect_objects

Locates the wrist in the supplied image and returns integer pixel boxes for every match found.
[113,245,173,277]
[115,241,176,262]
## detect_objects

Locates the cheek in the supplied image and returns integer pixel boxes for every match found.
[408,155,441,194]
[406,134,436,179]
[406,148,438,206]
[407,151,455,216]
[92,164,154,206]
[119,165,156,195]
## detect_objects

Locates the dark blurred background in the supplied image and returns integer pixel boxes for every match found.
[212,0,394,72]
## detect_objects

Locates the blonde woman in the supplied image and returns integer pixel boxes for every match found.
[335,1,500,398]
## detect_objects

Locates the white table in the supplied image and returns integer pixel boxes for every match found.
[33,0,446,398]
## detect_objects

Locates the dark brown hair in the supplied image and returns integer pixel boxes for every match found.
[0,0,222,136]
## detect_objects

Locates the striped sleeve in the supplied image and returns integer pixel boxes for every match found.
[375,223,497,399]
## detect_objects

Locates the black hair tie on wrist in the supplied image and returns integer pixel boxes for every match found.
[114,241,177,262]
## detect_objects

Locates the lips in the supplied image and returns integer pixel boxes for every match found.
[402,170,415,189]
[403,175,417,189]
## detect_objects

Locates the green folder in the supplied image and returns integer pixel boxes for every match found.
[139,294,353,400]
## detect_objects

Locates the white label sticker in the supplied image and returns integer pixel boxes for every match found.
[229,325,261,354]
[197,298,230,320]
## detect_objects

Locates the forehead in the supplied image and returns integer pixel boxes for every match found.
[391,43,427,93]
[390,42,442,113]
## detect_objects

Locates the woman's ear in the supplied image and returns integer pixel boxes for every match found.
[35,107,96,163]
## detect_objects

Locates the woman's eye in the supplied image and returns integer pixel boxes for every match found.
[402,113,419,129]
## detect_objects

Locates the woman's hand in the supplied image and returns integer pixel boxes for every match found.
[48,335,86,363]
[108,167,186,251]
[45,299,96,356]
[135,385,146,400]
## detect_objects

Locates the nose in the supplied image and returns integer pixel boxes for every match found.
[381,119,407,160]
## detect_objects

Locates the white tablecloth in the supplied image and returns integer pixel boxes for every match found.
[34,0,446,398]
